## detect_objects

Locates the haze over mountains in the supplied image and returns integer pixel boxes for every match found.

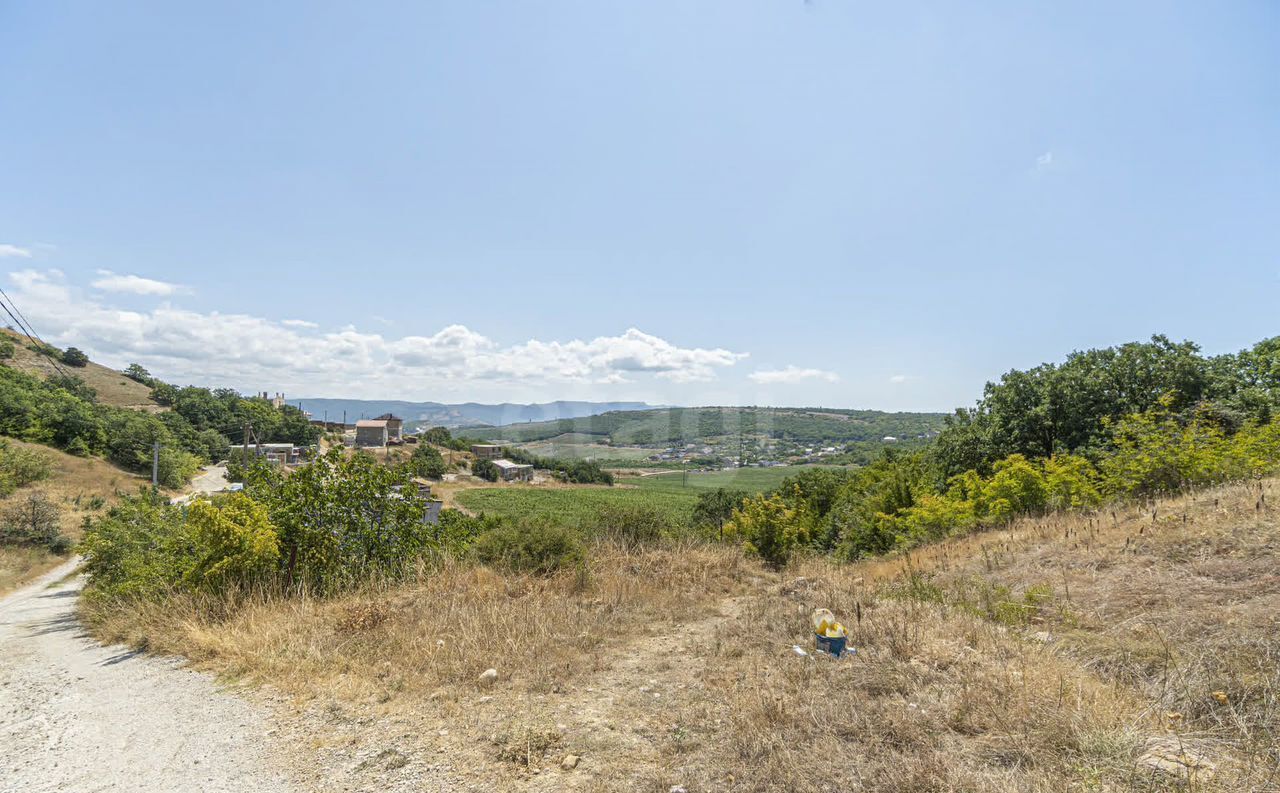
[292,398,658,429]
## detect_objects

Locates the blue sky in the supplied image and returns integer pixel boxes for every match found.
[2,1,1277,410]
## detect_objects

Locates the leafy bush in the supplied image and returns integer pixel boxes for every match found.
[185,494,280,590]
[0,440,54,496]
[472,520,584,575]
[80,493,195,600]
[406,443,447,479]
[724,493,812,566]
[0,338,14,360]
[0,491,67,551]
[587,502,669,548]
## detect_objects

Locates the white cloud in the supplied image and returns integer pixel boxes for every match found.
[0,244,32,258]
[748,366,839,385]
[4,269,747,396]
[889,374,909,384]
[1035,151,1054,171]
[91,269,186,296]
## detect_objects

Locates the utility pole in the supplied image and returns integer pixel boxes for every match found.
[151,440,160,486]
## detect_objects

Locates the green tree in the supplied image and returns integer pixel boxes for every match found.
[61,347,89,367]
[406,443,447,479]
[472,459,500,482]
[243,449,430,590]
[123,363,154,384]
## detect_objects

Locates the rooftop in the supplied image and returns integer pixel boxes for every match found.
[493,459,533,471]
[356,420,388,428]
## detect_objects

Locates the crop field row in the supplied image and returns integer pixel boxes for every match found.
[625,465,841,494]
[454,486,699,526]
[454,465,832,526]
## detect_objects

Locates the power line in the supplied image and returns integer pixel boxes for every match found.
[0,286,74,379]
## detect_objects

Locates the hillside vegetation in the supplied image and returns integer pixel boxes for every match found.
[0,343,316,487]
[0,438,147,593]
[0,328,157,409]
[458,405,945,446]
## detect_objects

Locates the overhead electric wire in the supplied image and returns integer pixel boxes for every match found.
[0,285,74,379]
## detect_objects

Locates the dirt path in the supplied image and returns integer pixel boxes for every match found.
[170,462,230,505]
[0,559,297,793]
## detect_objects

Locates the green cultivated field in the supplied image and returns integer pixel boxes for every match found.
[455,486,699,527]
[628,465,842,495]
[519,434,653,462]
[455,465,835,527]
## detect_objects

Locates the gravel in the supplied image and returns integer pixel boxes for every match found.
[0,559,297,793]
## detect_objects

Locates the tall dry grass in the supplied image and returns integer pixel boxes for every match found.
[83,540,755,702]
[78,480,1280,792]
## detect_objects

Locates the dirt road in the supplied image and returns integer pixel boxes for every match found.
[0,559,296,793]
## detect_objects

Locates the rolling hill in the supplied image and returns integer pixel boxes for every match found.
[291,398,657,429]
[456,405,946,446]
[0,328,159,410]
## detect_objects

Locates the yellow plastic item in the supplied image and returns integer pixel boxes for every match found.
[824,623,846,639]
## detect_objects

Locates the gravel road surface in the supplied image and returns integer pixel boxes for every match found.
[0,559,297,793]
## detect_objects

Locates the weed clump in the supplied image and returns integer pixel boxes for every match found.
[472,520,584,575]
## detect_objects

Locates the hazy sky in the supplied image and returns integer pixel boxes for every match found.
[2,2,1277,410]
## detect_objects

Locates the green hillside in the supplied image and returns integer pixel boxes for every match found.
[457,406,944,446]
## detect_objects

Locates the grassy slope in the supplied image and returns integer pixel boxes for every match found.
[0,440,149,593]
[1,328,159,409]
[85,480,1279,791]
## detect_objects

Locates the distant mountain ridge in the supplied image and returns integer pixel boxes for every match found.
[291,398,658,429]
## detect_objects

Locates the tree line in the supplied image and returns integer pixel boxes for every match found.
[724,335,1280,565]
[0,358,316,487]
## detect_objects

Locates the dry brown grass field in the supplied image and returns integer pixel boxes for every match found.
[0,439,149,593]
[84,479,1280,792]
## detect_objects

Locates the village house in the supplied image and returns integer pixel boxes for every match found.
[355,419,389,447]
[470,444,503,460]
[493,459,534,482]
[373,413,404,443]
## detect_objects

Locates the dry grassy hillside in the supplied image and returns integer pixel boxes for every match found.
[0,440,150,592]
[1,328,159,410]
[86,480,1280,792]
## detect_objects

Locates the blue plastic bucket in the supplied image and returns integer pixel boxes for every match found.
[815,633,846,657]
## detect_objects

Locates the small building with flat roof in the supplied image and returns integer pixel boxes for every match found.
[470,444,503,460]
[493,459,534,482]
